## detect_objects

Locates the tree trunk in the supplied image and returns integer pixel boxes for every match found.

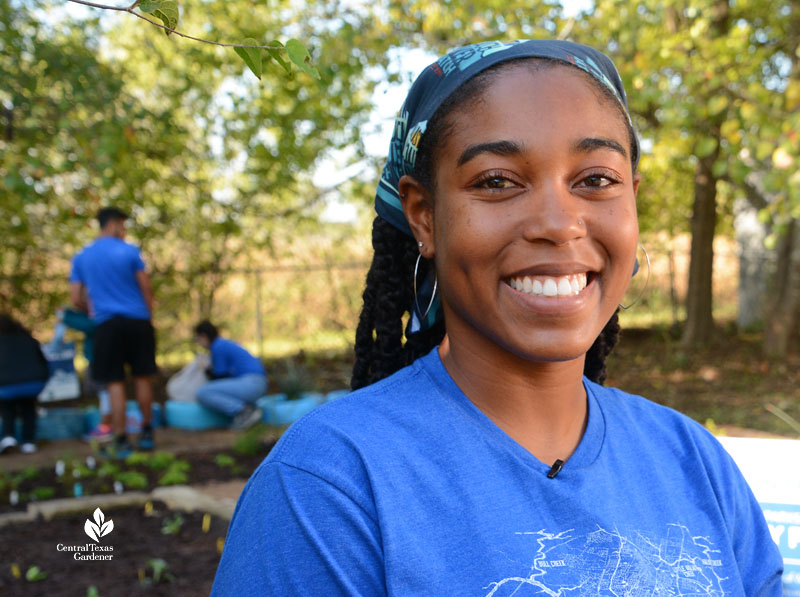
[763,218,800,357]
[681,153,718,348]
[680,0,729,349]
[734,197,772,330]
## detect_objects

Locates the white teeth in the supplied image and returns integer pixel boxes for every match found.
[523,276,532,292]
[508,273,588,298]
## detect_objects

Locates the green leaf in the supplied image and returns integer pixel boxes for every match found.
[266,41,292,77]
[285,39,320,79]
[234,38,262,80]
[138,0,179,35]
[695,137,718,158]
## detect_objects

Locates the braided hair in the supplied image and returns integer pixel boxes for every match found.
[352,59,632,390]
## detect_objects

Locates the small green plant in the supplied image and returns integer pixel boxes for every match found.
[15,466,39,483]
[86,586,100,597]
[25,565,48,582]
[276,359,313,400]
[125,450,176,471]
[114,471,148,490]
[157,459,190,486]
[147,451,177,471]
[124,452,152,467]
[139,558,175,585]
[234,424,268,457]
[30,486,56,501]
[97,461,121,478]
[214,453,236,469]
[161,514,185,536]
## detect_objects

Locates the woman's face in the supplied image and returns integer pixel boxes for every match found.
[418,64,639,365]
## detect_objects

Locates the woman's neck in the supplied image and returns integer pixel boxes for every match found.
[438,334,588,466]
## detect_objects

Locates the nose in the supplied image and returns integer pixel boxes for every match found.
[520,181,585,245]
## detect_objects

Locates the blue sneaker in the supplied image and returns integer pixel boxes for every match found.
[107,436,133,459]
[138,427,155,451]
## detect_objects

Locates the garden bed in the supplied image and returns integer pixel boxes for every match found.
[0,428,277,515]
[0,500,229,596]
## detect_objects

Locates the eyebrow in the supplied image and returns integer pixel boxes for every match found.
[457,140,523,167]
[574,137,628,159]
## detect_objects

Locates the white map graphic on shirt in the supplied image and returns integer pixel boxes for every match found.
[484,523,728,596]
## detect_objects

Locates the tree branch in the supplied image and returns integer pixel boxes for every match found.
[66,0,284,50]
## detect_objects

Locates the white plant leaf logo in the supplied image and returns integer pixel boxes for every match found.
[84,508,114,542]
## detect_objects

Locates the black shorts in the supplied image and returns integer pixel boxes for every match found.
[92,317,158,382]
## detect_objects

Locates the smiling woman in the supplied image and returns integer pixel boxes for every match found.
[212,41,783,595]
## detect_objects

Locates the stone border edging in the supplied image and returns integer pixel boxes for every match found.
[0,484,237,528]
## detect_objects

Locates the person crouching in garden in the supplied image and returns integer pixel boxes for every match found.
[194,320,266,430]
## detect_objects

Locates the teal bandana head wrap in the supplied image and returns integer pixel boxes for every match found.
[375,40,638,333]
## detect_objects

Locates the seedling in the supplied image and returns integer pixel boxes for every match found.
[139,558,175,585]
[30,486,56,501]
[25,565,48,582]
[161,513,184,535]
[157,460,190,486]
[114,471,148,490]
[214,453,236,469]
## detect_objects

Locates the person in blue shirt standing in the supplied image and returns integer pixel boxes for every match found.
[194,320,267,430]
[69,207,157,455]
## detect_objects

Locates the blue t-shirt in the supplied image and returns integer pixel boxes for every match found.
[212,348,783,596]
[210,338,265,378]
[69,237,150,324]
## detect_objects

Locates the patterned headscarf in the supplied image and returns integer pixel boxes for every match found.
[375,40,638,332]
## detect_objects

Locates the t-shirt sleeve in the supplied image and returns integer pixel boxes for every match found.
[724,454,784,594]
[68,254,83,283]
[130,246,146,273]
[212,461,385,596]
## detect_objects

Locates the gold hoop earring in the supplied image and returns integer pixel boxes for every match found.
[619,243,651,310]
[413,252,438,320]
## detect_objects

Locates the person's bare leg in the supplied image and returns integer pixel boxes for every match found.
[107,381,126,435]
[134,376,153,426]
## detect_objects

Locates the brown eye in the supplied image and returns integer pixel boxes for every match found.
[584,175,610,187]
[476,175,517,190]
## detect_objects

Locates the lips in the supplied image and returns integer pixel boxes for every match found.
[506,273,588,297]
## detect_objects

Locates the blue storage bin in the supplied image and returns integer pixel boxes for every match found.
[84,401,162,433]
[164,400,231,430]
[35,407,85,440]
[325,389,350,402]
[256,393,288,417]
[264,393,324,425]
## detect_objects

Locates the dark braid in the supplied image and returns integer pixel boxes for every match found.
[352,58,635,390]
[351,218,445,389]
[584,310,621,385]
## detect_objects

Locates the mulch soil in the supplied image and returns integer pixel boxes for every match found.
[0,500,229,596]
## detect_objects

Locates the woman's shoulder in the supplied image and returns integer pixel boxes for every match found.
[586,379,730,459]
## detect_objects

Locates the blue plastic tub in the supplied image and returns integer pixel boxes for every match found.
[164,400,231,430]
[263,392,324,425]
[35,408,85,441]
[325,389,350,402]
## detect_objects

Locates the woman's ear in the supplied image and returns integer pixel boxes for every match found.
[399,175,434,257]
[632,171,642,198]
